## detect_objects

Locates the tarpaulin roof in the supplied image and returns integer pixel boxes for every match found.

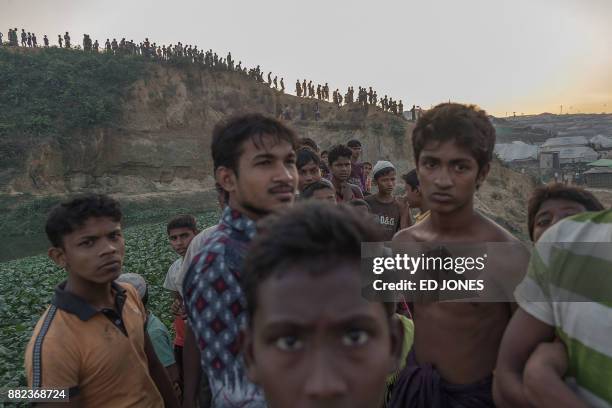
[494,141,538,162]
[541,136,589,148]
[590,135,612,149]
[587,159,612,167]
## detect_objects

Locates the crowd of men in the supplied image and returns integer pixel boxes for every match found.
[2,27,407,116]
[22,102,611,408]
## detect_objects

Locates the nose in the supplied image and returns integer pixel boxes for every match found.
[101,237,118,256]
[274,162,296,184]
[433,166,453,189]
[303,351,348,400]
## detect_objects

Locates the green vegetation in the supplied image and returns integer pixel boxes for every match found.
[0,211,218,389]
[0,47,146,140]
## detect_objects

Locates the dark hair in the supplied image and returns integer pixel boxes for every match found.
[412,103,495,171]
[349,199,371,211]
[527,183,604,240]
[211,113,298,174]
[363,161,372,167]
[402,169,419,191]
[296,147,321,170]
[374,167,395,181]
[321,150,328,156]
[347,139,362,148]
[242,202,392,322]
[327,144,353,166]
[301,179,335,199]
[45,194,122,248]
[299,137,319,153]
[167,214,198,235]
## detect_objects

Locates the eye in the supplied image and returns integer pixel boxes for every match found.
[455,163,469,172]
[257,160,272,166]
[79,239,94,247]
[274,336,303,351]
[536,218,551,227]
[342,329,369,346]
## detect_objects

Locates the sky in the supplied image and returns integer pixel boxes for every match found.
[2,0,612,117]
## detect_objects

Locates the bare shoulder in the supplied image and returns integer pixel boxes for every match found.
[478,212,520,242]
[393,222,421,242]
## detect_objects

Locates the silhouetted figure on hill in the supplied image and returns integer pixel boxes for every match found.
[43,35,49,47]
[273,76,278,89]
[268,72,272,86]
[93,39,99,52]
[280,78,285,93]
[32,33,38,47]
[64,32,71,48]
[0,32,4,46]
[21,29,26,46]
[296,80,302,97]
[398,100,403,115]
[27,32,32,47]
[302,79,307,97]
[57,34,62,48]
[316,84,322,100]
[323,83,329,100]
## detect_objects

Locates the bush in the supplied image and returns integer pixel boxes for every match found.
[0,48,146,140]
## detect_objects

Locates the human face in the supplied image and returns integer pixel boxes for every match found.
[363,164,372,177]
[168,227,196,257]
[49,217,124,285]
[298,161,322,192]
[244,263,400,408]
[349,146,361,162]
[532,198,586,242]
[375,171,396,196]
[321,152,328,165]
[330,157,352,182]
[312,188,337,204]
[404,183,422,209]
[219,134,298,219]
[417,140,488,214]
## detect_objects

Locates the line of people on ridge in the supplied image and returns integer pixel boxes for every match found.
[24,104,611,408]
[2,27,407,116]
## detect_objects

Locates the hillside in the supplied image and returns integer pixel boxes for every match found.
[0,47,536,242]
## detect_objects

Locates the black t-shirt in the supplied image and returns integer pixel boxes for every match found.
[365,195,401,241]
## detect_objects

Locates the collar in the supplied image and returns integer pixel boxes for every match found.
[220,206,257,239]
[52,280,127,321]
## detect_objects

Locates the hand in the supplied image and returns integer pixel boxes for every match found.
[171,298,186,319]
[525,339,568,378]
[340,183,354,201]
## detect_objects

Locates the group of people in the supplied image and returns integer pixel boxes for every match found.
[2,27,409,117]
[24,103,611,408]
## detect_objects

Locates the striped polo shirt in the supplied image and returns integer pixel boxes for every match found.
[24,281,163,407]
[515,209,612,408]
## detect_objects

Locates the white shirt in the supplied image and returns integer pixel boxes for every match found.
[176,225,219,296]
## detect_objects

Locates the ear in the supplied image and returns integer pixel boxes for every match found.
[242,327,260,384]
[216,166,237,194]
[388,314,406,374]
[476,163,491,190]
[48,246,67,269]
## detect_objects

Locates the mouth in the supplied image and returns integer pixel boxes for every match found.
[430,193,454,203]
[270,186,295,201]
[99,260,122,272]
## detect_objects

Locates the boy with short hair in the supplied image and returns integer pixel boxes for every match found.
[365,160,411,241]
[391,103,524,407]
[297,147,322,193]
[25,194,178,408]
[526,183,604,242]
[163,215,198,384]
[242,201,405,408]
[347,139,367,191]
[401,169,429,224]
[328,144,364,203]
[301,179,337,203]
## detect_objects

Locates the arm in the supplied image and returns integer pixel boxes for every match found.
[145,333,180,408]
[398,199,413,230]
[523,341,589,408]
[493,308,555,408]
[182,322,203,408]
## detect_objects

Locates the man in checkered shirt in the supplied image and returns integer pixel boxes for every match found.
[183,113,298,407]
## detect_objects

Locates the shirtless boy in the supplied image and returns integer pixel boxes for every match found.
[390,103,522,407]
